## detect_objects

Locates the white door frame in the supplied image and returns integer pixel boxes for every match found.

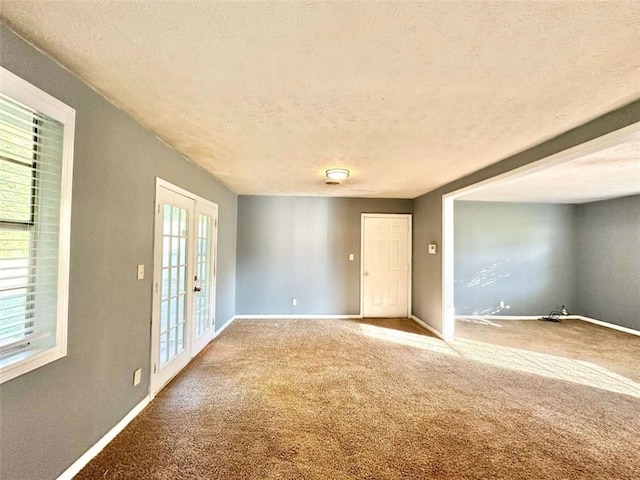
[441,120,640,341]
[360,213,412,318]
[149,178,219,398]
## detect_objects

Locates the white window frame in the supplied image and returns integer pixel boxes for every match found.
[0,66,75,384]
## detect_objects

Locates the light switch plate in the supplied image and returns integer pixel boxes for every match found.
[349,254,354,261]
[137,264,144,280]
[133,368,141,386]
[428,244,437,255]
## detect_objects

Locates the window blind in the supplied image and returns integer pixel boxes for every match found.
[0,93,64,357]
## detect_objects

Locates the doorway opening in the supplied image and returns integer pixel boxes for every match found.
[442,121,640,341]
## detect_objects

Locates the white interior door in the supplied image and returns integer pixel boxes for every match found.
[150,182,218,396]
[362,215,411,318]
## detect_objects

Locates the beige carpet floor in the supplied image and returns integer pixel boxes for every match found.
[76,318,640,479]
[455,317,640,383]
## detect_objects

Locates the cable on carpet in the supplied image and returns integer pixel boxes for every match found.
[540,305,569,322]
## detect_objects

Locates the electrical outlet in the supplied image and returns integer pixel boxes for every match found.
[133,368,141,386]
[292,298,297,306]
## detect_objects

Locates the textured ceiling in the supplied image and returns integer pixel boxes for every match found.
[459,135,640,204]
[2,1,640,198]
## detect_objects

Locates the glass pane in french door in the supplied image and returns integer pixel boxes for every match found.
[159,204,189,367]
[195,213,213,338]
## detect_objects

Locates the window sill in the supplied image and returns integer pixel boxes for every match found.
[0,346,66,384]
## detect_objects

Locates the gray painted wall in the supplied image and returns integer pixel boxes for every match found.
[453,198,639,328]
[412,99,640,335]
[576,195,640,330]
[0,26,237,480]
[236,196,412,315]
[454,202,577,316]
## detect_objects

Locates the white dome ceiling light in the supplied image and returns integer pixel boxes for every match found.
[325,168,350,185]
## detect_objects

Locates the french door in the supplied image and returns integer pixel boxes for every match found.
[150,182,218,396]
[361,214,411,318]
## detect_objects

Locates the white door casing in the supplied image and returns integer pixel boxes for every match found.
[361,214,411,318]
[150,179,218,396]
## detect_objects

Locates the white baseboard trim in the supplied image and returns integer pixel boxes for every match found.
[575,315,640,336]
[456,315,546,321]
[57,396,150,480]
[456,314,640,336]
[410,315,446,341]
[234,314,362,320]
[212,315,236,339]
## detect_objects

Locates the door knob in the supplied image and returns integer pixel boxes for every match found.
[194,286,202,292]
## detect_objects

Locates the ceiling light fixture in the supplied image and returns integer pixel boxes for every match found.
[326,168,350,181]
